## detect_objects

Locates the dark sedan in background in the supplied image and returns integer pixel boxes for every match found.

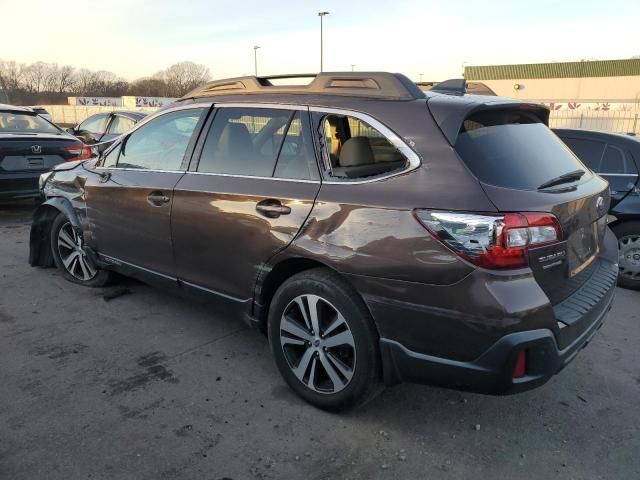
[555,128,640,290]
[0,104,95,201]
[66,111,147,151]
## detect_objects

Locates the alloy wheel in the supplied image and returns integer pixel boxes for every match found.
[618,234,640,280]
[279,294,356,394]
[57,222,97,281]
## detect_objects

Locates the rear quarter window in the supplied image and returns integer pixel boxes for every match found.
[455,110,591,190]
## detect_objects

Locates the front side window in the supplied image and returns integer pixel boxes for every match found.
[114,109,205,171]
[79,114,108,134]
[109,115,136,135]
[197,107,295,177]
[321,114,408,179]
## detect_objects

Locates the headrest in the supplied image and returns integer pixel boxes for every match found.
[219,123,252,155]
[339,137,374,167]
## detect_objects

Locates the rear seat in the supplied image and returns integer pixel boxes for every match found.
[332,137,406,178]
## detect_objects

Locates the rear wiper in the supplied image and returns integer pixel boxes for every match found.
[538,169,585,190]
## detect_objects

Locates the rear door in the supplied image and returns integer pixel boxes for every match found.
[453,109,610,306]
[171,105,321,301]
[560,135,638,206]
[85,107,207,277]
[598,143,639,204]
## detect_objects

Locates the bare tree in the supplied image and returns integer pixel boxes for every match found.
[22,61,48,93]
[128,77,168,97]
[159,61,210,97]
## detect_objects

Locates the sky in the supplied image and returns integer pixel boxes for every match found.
[1,0,639,82]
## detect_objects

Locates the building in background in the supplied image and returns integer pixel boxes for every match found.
[464,58,640,133]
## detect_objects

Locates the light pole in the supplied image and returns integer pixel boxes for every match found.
[318,11,329,72]
[351,64,356,72]
[419,73,423,82]
[253,45,260,76]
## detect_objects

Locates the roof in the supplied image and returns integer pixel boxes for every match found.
[465,58,640,80]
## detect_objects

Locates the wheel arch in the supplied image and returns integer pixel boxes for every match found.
[29,197,82,267]
[252,256,368,335]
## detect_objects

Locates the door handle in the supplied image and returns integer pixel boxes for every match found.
[256,199,291,218]
[147,191,170,206]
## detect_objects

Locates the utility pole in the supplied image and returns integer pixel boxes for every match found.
[253,45,260,76]
[318,11,329,72]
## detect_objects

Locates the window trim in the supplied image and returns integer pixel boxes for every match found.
[96,103,212,172]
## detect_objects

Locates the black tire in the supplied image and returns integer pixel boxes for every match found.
[50,213,111,287]
[612,221,640,291]
[268,268,382,411]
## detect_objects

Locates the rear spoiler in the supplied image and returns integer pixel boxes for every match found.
[426,96,550,145]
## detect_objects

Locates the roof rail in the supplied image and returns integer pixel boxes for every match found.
[181,72,425,100]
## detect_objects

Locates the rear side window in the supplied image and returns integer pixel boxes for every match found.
[601,144,636,174]
[273,112,319,180]
[109,116,136,135]
[198,107,312,178]
[455,110,591,190]
[0,111,59,134]
[79,114,108,134]
[560,137,605,171]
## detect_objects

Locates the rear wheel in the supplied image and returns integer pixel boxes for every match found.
[613,221,640,291]
[268,268,382,411]
[50,213,111,287]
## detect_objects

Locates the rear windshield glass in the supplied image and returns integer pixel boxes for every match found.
[455,110,590,190]
[0,111,60,134]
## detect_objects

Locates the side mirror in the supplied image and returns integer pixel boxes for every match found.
[66,127,76,135]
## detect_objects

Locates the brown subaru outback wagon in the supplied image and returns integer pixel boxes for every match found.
[30,73,618,410]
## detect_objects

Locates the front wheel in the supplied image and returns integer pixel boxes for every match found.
[268,268,382,411]
[613,221,640,291]
[50,213,111,287]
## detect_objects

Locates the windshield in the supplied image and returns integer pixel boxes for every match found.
[455,109,591,190]
[0,111,61,134]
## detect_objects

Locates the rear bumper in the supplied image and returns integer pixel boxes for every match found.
[0,172,41,199]
[380,286,613,394]
[345,228,619,395]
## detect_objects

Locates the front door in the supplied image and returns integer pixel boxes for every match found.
[171,106,321,301]
[85,107,208,277]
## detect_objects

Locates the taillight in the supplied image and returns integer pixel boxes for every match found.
[63,145,95,161]
[414,210,562,269]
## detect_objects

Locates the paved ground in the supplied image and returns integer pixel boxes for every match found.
[1,200,639,480]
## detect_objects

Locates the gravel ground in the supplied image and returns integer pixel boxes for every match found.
[1,200,639,480]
